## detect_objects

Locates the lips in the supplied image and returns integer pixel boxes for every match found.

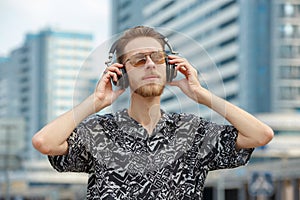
[142,74,160,80]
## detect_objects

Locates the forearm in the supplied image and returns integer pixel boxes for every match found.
[199,88,273,148]
[32,94,105,155]
[167,55,273,148]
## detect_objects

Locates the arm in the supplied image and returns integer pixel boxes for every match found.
[168,55,274,149]
[32,64,125,155]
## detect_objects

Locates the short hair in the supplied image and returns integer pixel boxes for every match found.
[115,26,165,64]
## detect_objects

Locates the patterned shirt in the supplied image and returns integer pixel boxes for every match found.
[49,109,254,200]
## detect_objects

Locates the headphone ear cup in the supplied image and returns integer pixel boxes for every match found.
[113,67,129,89]
[170,63,177,81]
[165,57,177,82]
[165,57,171,82]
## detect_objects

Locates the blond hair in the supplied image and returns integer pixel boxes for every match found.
[115,26,165,63]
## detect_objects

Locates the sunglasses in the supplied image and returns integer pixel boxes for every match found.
[124,51,167,67]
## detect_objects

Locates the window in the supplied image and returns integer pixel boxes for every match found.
[279,45,300,58]
[285,3,294,16]
[219,37,237,47]
[279,86,299,100]
[218,56,236,66]
[219,18,237,29]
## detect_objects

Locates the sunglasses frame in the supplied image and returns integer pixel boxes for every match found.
[124,50,167,67]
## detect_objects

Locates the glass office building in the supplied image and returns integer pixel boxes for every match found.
[111,0,300,115]
[111,1,300,199]
[111,0,275,120]
[272,1,300,112]
[0,28,94,159]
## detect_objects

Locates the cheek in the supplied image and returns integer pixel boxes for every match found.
[159,66,167,81]
[126,68,142,82]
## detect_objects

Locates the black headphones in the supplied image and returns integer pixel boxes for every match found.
[105,36,178,89]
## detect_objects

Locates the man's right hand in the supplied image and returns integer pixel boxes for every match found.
[93,63,126,112]
[32,63,126,156]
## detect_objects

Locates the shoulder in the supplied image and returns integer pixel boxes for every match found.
[76,112,117,134]
[165,112,230,136]
[81,112,115,125]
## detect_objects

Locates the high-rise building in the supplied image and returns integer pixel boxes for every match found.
[111,0,270,119]
[111,0,300,116]
[0,28,95,159]
[0,57,20,117]
[111,0,146,33]
[271,1,300,112]
[110,1,300,199]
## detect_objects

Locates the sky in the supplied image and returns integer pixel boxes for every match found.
[0,0,111,57]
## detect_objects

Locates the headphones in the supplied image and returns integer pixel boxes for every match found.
[105,36,178,89]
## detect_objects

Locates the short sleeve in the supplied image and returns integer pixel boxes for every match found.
[48,127,94,173]
[205,123,254,171]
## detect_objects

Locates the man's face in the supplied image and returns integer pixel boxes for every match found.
[123,37,167,97]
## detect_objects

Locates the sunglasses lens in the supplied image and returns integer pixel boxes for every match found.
[151,51,166,64]
[130,51,166,67]
[133,59,146,67]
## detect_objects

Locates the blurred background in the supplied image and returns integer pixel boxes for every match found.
[1,0,300,199]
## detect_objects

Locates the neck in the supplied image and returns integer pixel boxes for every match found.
[128,92,161,134]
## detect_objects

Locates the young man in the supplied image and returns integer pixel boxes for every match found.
[32,26,273,199]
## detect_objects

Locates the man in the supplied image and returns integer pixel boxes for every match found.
[32,26,273,199]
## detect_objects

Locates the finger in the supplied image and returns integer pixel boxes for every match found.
[175,64,189,76]
[169,57,194,69]
[101,71,111,82]
[97,76,111,91]
[168,57,185,65]
[106,64,124,75]
[105,71,118,82]
[168,54,181,59]
[176,62,197,75]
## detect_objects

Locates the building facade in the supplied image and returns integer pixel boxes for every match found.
[111,0,272,120]
[271,1,300,112]
[111,0,300,116]
[0,28,95,159]
[110,1,300,199]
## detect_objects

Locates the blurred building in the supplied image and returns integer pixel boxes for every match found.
[0,117,26,199]
[0,57,20,117]
[111,0,300,199]
[0,28,95,160]
[111,0,300,115]
[271,1,300,112]
[112,1,241,115]
[0,0,299,199]
[0,28,95,198]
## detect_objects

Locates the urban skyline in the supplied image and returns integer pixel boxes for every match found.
[1,0,300,199]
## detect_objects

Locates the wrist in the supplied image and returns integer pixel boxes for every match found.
[89,93,107,113]
[196,88,212,106]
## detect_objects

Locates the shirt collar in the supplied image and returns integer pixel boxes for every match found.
[114,109,175,139]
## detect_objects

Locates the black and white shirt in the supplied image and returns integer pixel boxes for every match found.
[49,109,254,200]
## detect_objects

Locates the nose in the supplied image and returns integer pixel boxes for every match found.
[145,55,156,69]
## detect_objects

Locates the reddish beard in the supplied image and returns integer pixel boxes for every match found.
[134,83,165,97]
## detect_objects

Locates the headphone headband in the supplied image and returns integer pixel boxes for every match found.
[105,40,119,67]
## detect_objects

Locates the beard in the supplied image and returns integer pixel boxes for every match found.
[134,83,164,97]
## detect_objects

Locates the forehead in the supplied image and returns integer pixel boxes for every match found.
[124,37,163,55]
